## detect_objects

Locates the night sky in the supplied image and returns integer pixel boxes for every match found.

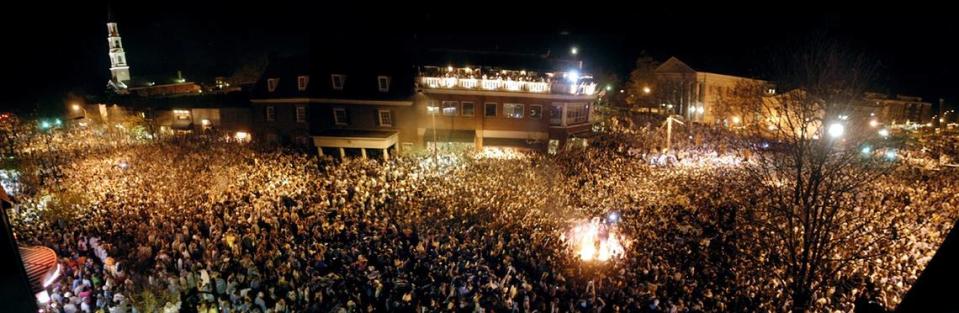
[3,3,957,115]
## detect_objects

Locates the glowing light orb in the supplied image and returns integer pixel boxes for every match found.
[563,217,626,262]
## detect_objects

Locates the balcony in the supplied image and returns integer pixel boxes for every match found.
[418,66,597,96]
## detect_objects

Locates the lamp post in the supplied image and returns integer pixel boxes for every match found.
[664,115,685,152]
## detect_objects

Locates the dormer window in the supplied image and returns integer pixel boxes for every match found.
[267,78,279,92]
[297,75,310,91]
[377,76,390,92]
[331,74,345,90]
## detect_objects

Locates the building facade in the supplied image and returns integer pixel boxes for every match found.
[654,57,772,125]
[416,65,597,153]
[249,52,599,157]
[250,54,417,158]
[106,22,131,90]
[862,93,933,126]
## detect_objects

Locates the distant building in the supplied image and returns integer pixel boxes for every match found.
[109,92,253,136]
[654,57,772,125]
[862,92,933,126]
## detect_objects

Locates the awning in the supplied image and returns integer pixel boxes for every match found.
[424,129,475,143]
[313,129,398,149]
[19,246,58,293]
[483,137,546,150]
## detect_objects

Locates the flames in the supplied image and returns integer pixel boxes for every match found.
[563,217,626,262]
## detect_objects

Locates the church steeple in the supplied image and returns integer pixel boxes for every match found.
[107,18,131,88]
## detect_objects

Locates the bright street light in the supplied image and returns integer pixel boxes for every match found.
[869,119,879,127]
[827,122,845,139]
[566,70,579,82]
[642,86,651,94]
[878,128,890,138]
[71,104,81,111]
[570,47,578,55]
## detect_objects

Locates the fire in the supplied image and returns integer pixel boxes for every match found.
[564,217,626,262]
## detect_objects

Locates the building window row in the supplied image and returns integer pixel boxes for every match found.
[271,74,394,92]
[432,101,543,120]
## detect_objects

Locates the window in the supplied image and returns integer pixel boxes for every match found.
[485,103,497,117]
[265,106,275,122]
[297,75,310,91]
[377,76,390,92]
[529,104,542,119]
[331,74,345,90]
[504,103,524,119]
[295,105,306,123]
[333,108,348,125]
[378,110,393,127]
[462,102,475,117]
[441,101,459,116]
[549,103,563,125]
[267,78,279,92]
[566,103,589,124]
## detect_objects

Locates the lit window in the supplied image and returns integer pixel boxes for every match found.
[529,104,542,119]
[485,103,497,117]
[462,102,475,117]
[504,103,524,119]
[378,110,393,127]
[377,76,390,92]
[331,74,345,90]
[566,103,589,124]
[549,103,563,125]
[265,106,275,122]
[295,105,306,123]
[442,101,459,116]
[297,76,309,91]
[267,78,279,92]
[333,108,348,125]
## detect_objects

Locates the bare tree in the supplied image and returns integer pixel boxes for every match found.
[731,40,900,312]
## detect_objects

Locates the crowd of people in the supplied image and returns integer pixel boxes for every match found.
[7,123,959,313]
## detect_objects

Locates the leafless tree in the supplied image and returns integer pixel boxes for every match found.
[729,40,901,312]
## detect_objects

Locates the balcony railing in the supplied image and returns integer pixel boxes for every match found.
[419,76,595,96]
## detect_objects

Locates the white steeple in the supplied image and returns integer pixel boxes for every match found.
[107,22,131,88]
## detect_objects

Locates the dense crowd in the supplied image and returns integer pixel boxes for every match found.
[7,125,959,313]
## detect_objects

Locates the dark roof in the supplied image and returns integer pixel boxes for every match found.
[253,48,584,100]
[896,219,959,312]
[252,51,416,100]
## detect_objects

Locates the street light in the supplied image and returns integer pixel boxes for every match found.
[71,104,81,111]
[827,122,845,139]
[570,47,578,55]
[878,128,890,138]
[869,119,879,128]
[642,86,651,94]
